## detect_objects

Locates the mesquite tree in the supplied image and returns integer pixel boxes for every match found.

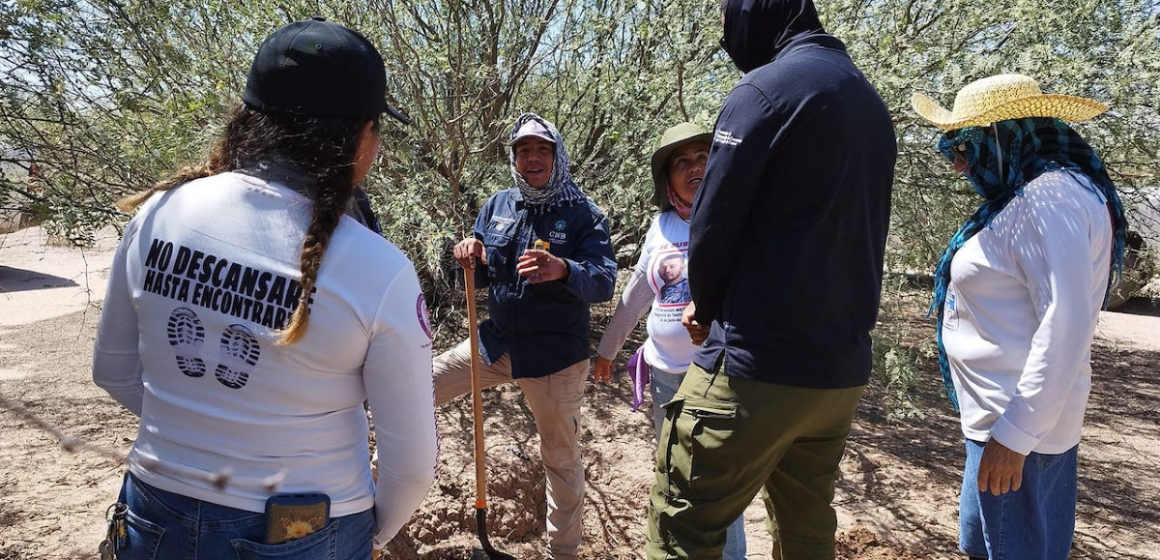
[2,0,1157,319]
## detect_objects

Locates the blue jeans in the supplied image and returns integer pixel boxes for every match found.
[115,473,374,560]
[960,440,1078,560]
[652,369,748,560]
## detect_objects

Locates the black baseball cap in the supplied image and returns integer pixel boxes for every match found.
[242,17,410,124]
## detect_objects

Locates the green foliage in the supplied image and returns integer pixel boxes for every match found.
[871,340,925,421]
[871,281,938,421]
[2,0,1159,413]
[1,0,277,236]
[821,0,1160,273]
[360,0,729,298]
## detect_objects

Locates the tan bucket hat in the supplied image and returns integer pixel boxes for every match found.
[650,122,712,210]
[912,74,1108,131]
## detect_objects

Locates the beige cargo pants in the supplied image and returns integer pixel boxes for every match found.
[433,339,588,560]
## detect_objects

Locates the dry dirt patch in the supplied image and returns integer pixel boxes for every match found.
[1,230,1158,559]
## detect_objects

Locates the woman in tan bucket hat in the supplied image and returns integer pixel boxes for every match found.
[592,122,750,560]
[913,74,1127,560]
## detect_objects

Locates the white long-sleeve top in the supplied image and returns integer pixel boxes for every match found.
[597,210,695,373]
[93,172,438,547]
[943,169,1112,456]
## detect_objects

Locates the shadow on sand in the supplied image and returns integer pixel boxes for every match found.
[0,265,79,293]
[1107,296,1160,317]
[848,330,1160,559]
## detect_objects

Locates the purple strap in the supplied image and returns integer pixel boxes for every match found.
[625,347,650,412]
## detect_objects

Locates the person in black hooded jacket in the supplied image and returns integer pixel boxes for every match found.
[646,1,896,559]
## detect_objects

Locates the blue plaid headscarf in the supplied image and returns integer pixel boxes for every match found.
[929,117,1127,409]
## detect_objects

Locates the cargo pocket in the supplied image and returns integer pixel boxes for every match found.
[655,397,686,503]
[657,396,740,501]
[483,230,513,279]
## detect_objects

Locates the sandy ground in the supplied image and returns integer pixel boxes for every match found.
[1,226,1158,559]
[0,227,119,328]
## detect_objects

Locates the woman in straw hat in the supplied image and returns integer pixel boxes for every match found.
[592,122,748,560]
[92,18,437,559]
[913,73,1127,560]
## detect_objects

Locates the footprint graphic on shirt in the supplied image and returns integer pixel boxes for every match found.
[214,324,260,389]
[166,307,206,378]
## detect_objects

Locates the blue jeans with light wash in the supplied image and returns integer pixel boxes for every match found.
[652,368,748,560]
[114,472,374,560]
[960,440,1079,560]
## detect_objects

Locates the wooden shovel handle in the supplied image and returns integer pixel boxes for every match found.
[465,268,488,509]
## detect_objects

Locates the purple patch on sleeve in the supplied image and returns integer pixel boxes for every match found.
[416,294,432,340]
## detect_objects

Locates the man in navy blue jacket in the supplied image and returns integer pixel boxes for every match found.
[646,1,896,559]
[435,113,617,560]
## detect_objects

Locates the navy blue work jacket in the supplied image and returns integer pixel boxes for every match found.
[689,35,896,389]
[471,188,617,379]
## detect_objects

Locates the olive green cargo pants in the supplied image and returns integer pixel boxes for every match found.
[646,360,865,560]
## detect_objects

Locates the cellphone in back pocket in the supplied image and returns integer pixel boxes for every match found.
[265,493,330,545]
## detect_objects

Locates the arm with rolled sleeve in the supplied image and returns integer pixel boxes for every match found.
[688,84,786,324]
[988,202,1105,455]
[596,221,659,359]
[560,209,617,303]
[93,220,145,416]
[595,270,654,360]
[364,265,438,548]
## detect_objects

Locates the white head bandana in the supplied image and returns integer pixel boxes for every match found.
[509,113,586,212]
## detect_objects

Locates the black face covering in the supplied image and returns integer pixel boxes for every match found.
[721,0,826,73]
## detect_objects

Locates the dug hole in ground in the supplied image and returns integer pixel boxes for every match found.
[1,225,1158,559]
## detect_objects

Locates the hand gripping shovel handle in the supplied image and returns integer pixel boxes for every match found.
[464,268,517,560]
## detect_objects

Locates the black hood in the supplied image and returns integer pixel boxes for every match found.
[722,0,826,73]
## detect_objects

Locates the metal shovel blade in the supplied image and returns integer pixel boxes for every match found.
[471,508,517,560]
[471,545,517,560]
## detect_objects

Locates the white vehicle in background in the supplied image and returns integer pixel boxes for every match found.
[1108,186,1160,309]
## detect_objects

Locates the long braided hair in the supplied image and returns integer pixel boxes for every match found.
[118,104,377,345]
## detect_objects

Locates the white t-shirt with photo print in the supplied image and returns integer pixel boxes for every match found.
[637,211,696,373]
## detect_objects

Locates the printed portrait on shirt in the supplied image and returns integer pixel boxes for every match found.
[649,250,690,306]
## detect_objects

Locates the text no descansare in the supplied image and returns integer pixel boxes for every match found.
[141,238,315,329]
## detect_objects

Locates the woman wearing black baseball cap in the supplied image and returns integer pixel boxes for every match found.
[94,18,435,559]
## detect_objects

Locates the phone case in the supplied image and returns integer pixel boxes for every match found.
[265,494,330,545]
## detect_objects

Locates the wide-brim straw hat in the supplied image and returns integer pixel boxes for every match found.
[912,74,1108,131]
[650,123,712,210]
